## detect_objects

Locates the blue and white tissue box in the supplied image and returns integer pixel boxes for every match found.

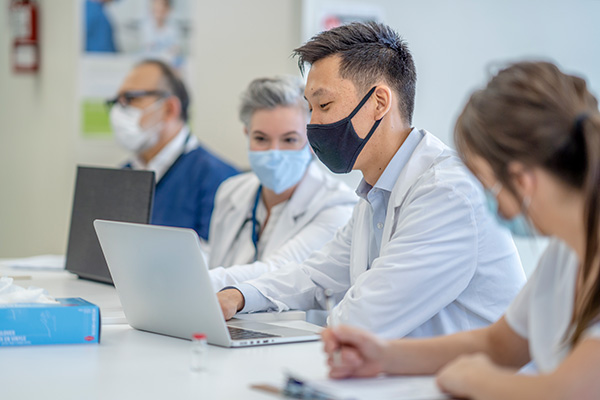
[0,298,100,346]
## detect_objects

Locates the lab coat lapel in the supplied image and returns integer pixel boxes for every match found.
[380,130,449,249]
[263,162,322,255]
[349,202,372,283]
[210,178,260,268]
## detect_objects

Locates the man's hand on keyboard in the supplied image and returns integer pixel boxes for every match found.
[217,288,245,320]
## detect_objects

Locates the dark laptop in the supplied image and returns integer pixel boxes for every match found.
[64,166,155,284]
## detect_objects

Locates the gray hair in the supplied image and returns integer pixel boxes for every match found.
[239,75,310,127]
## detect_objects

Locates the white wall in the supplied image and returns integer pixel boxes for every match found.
[0,1,78,257]
[1,0,599,273]
[192,1,303,168]
[378,0,600,148]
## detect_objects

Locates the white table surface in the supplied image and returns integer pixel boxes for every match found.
[0,266,328,400]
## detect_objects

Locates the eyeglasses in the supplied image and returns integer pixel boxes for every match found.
[105,90,170,109]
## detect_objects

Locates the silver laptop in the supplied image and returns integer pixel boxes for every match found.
[93,219,320,347]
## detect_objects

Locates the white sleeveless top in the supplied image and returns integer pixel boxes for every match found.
[506,238,600,372]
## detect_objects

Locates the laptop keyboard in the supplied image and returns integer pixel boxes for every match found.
[227,326,280,340]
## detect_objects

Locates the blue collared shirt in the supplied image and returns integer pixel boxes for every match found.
[235,128,424,313]
[356,128,423,266]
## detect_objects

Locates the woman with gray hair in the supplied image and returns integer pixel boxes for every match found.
[207,75,357,291]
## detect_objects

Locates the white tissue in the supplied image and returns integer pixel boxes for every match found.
[0,277,59,304]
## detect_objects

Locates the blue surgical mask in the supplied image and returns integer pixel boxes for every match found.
[484,184,536,237]
[248,145,312,194]
[306,86,383,174]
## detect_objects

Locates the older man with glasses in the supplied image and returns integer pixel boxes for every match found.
[106,59,239,240]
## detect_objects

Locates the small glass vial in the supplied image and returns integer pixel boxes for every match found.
[190,333,208,372]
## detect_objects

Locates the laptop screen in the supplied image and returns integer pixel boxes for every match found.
[65,166,155,284]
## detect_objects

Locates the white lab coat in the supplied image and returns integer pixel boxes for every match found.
[244,131,526,339]
[208,161,357,291]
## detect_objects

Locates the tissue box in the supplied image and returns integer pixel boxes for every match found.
[0,298,100,346]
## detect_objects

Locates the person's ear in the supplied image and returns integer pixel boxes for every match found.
[508,161,536,200]
[164,96,181,122]
[373,85,393,121]
[243,126,249,136]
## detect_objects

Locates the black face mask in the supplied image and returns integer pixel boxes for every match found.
[307,86,383,174]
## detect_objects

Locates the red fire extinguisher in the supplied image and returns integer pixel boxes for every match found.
[9,0,39,73]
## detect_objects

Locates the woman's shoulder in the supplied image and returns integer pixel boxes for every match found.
[290,163,357,212]
[539,238,578,268]
[303,162,354,193]
[217,171,259,196]
[530,237,579,287]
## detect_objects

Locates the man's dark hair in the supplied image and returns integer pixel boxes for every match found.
[137,59,190,122]
[293,22,416,125]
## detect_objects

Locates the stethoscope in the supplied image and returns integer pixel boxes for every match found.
[231,185,263,262]
[250,185,263,261]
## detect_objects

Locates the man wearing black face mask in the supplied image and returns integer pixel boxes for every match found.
[218,22,526,339]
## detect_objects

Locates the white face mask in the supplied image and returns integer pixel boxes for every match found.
[110,100,165,154]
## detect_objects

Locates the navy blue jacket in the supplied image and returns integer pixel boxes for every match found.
[126,146,239,240]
